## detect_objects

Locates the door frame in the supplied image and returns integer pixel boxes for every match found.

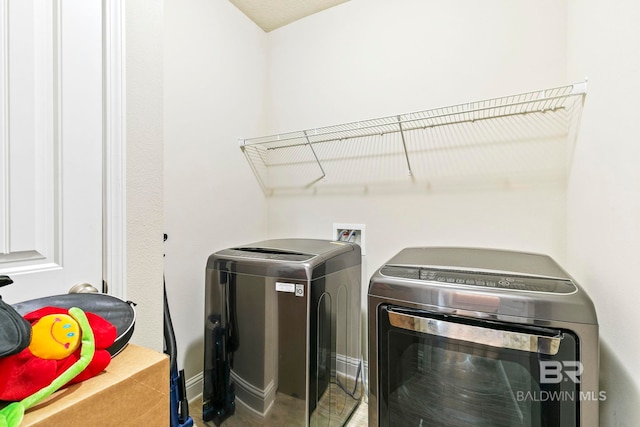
[104,0,126,299]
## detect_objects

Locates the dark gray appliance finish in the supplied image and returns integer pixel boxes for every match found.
[368,247,599,427]
[204,238,362,427]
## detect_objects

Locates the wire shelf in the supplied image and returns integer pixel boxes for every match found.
[240,82,587,195]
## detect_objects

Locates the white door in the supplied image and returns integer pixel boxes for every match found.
[0,1,103,303]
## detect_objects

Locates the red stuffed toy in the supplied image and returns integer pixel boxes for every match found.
[0,306,116,401]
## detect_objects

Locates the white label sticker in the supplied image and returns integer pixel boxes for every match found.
[275,282,295,293]
[295,284,304,297]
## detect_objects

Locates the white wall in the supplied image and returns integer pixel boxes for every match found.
[567,0,640,424]
[267,0,568,132]
[163,0,268,385]
[265,0,570,330]
[126,0,165,352]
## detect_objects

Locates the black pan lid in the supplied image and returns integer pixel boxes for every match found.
[12,293,136,357]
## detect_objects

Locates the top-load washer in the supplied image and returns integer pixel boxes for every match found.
[203,238,362,426]
[368,247,599,427]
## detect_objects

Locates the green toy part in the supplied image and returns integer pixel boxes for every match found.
[0,307,96,427]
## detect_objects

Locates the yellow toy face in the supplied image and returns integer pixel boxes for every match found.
[29,314,81,360]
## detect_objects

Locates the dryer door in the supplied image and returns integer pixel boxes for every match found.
[377,305,581,427]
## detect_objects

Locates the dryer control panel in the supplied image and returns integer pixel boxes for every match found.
[380,266,577,294]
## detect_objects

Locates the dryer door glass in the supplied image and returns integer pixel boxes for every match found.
[378,305,580,427]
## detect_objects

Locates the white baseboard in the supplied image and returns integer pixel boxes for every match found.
[335,353,362,380]
[187,360,370,404]
[186,371,203,402]
[230,370,276,416]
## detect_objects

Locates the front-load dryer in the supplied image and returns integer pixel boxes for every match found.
[368,247,599,427]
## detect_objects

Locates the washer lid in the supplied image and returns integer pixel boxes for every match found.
[208,238,361,279]
[220,246,315,262]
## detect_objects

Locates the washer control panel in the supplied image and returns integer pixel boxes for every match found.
[380,266,577,294]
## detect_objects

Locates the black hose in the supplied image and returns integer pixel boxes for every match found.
[163,278,178,374]
[336,358,363,399]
